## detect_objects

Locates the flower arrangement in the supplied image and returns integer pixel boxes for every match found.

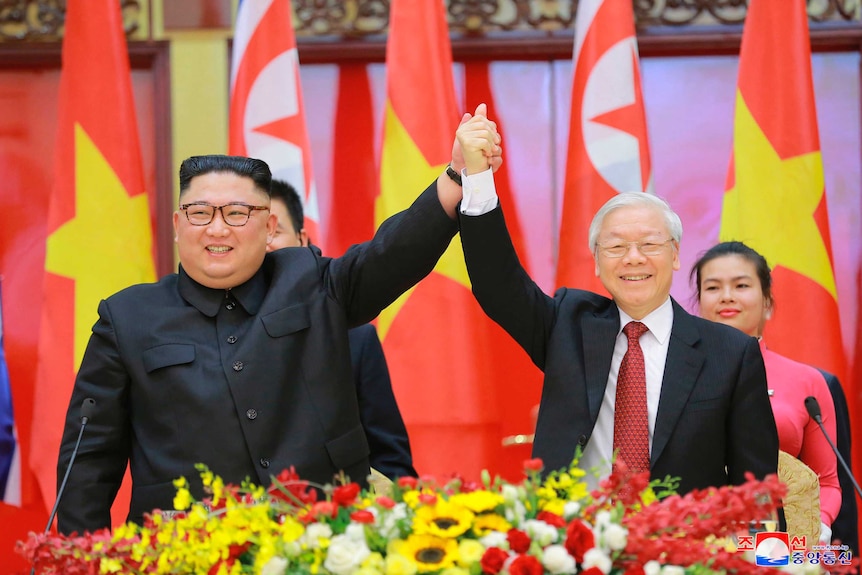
[17,459,850,575]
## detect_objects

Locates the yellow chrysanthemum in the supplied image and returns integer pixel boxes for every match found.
[401,488,436,509]
[393,534,459,573]
[439,567,469,575]
[471,513,511,536]
[384,552,418,575]
[449,490,504,514]
[456,539,485,567]
[413,500,474,538]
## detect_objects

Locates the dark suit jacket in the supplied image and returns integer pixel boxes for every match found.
[459,204,779,494]
[57,183,456,534]
[817,368,858,553]
[349,324,416,479]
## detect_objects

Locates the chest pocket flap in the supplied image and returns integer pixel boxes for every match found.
[142,343,195,373]
[261,304,311,338]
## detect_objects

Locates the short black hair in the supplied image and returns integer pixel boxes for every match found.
[178,155,271,197]
[270,179,304,234]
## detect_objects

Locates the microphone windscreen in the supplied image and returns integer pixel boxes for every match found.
[804,396,821,421]
[80,398,97,421]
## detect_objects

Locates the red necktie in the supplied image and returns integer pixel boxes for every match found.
[613,321,650,475]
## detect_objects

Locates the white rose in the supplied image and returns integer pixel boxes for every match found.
[643,560,662,575]
[603,523,628,551]
[380,503,409,538]
[502,484,520,503]
[302,522,333,548]
[542,544,576,574]
[660,565,686,575]
[324,533,371,575]
[505,500,527,524]
[479,531,508,549]
[563,501,581,521]
[261,556,289,575]
[582,548,612,574]
[345,522,367,542]
[523,519,559,546]
[594,511,612,528]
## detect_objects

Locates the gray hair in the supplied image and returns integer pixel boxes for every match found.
[587,192,683,253]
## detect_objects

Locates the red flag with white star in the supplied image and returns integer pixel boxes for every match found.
[229,0,319,241]
[556,0,652,292]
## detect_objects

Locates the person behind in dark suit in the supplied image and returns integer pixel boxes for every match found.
[453,109,777,495]
[691,241,841,543]
[817,368,858,554]
[266,179,416,480]
[55,106,501,534]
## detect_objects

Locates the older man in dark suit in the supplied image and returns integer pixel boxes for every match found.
[56,108,499,534]
[455,110,778,494]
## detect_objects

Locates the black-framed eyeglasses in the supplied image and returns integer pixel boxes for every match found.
[179,202,270,227]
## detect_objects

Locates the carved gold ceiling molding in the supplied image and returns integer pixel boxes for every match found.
[0,0,858,43]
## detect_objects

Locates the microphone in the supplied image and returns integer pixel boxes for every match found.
[804,395,862,502]
[32,398,95,574]
[44,398,96,534]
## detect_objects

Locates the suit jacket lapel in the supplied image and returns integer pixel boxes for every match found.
[651,299,705,466]
[581,305,619,425]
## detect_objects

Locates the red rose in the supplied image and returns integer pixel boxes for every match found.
[333,483,361,506]
[509,554,543,575]
[536,510,566,528]
[397,476,418,489]
[623,566,646,575]
[375,495,396,509]
[565,519,595,563]
[523,458,544,472]
[507,528,532,554]
[581,567,605,575]
[350,509,375,523]
[480,547,509,574]
[418,493,438,505]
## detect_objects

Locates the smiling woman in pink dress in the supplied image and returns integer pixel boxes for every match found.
[690,241,840,543]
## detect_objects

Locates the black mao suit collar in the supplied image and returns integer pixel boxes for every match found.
[177,264,267,317]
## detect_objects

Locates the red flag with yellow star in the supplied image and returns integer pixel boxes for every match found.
[376,0,541,481]
[29,0,156,529]
[556,0,652,293]
[721,1,847,387]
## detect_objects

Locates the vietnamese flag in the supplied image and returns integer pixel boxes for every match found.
[28,0,156,537]
[556,0,652,293]
[376,0,540,481]
[721,0,852,510]
[721,0,847,388]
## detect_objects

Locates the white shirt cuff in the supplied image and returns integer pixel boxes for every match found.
[459,167,498,216]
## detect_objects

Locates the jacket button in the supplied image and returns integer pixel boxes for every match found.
[577,435,588,446]
[246,409,257,420]
[227,335,237,344]
[260,458,270,468]
[232,361,243,372]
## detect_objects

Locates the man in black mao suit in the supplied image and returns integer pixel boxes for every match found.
[267,179,416,480]
[453,110,778,494]
[54,129,489,533]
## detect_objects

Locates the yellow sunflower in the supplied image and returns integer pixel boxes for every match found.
[413,500,475,538]
[449,490,504,514]
[393,534,459,572]
[471,513,511,536]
